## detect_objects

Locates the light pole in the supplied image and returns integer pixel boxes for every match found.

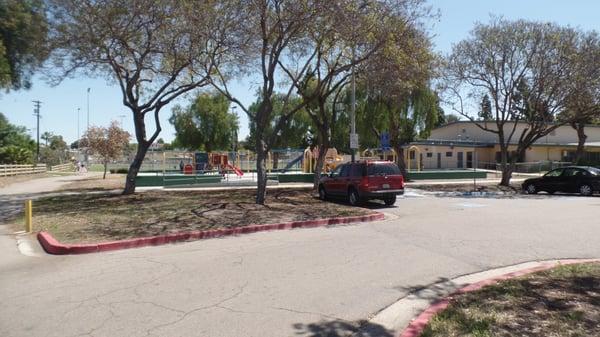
[32,100,42,163]
[77,107,81,145]
[117,114,127,126]
[86,88,90,130]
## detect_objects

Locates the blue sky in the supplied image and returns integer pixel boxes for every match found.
[1,0,599,144]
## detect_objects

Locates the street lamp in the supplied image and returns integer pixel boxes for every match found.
[86,88,91,130]
[77,107,81,146]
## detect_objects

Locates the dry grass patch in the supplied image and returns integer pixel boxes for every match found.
[421,263,600,337]
[26,189,373,244]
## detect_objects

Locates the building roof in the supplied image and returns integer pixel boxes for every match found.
[409,139,600,149]
[437,120,600,130]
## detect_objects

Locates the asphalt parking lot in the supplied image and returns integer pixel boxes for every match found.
[1,189,600,337]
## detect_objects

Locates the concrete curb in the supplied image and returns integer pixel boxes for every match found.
[37,212,385,255]
[397,258,600,337]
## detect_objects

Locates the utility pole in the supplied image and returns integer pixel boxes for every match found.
[32,100,42,163]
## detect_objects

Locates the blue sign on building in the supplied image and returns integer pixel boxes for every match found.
[380,132,390,150]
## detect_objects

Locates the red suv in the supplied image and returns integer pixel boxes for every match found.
[318,161,404,206]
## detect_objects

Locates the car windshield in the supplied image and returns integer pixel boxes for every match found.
[544,169,563,177]
[367,163,400,176]
[587,167,600,176]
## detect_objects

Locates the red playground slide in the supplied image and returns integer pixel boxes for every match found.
[226,164,244,176]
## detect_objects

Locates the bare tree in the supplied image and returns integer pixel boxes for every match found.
[81,121,130,179]
[47,0,235,194]
[560,31,600,164]
[443,18,580,186]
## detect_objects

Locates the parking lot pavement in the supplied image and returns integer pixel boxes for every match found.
[1,192,600,337]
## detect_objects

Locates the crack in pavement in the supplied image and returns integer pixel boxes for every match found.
[271,306,347,322]
[144,282,249,336]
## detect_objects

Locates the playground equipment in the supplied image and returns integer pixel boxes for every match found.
[361,148,397,162]
[405,145,422,172]
[302,147,344,173]
[282,153,304,172]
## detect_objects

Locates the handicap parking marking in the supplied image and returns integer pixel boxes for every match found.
[401,188,428,198]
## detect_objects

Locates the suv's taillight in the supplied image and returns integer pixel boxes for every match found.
[400,175,405,188]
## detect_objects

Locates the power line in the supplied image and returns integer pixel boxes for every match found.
[32,100,42,163]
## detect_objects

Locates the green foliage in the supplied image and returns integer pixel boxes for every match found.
[478,94,493,120]
[0,112,34,163]
[0,0,48,90]
[170,92,239,152]
[246,93,312,150]
[354,86,442,148]
[39,134,69,165]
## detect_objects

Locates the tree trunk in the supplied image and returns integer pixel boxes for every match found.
[572,122,587,164]
[255,140,268,205]
[272,151,279,170]
[497,138,511,186]
[313,142,330,190]
[103,160,108,179]
[123,142,150,195]
[394,145,409,180]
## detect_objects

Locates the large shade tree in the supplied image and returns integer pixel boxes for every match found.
[0,112,35,163]
[444,18,581,185]
[358,24,439,177]
[0,0,48,91]
[48,0,236,194]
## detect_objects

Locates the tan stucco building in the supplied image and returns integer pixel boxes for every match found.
[406,121,600,170]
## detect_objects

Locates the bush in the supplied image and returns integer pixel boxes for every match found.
[109,168,129,174]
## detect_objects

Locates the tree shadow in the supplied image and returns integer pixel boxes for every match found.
[293,319,394,337]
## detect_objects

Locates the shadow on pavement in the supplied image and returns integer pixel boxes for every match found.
[393,277,463,302]
[293,319,394,337]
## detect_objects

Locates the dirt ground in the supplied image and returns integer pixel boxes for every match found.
[22,189,373,244]
[55,174,126,192]
[421,263,600,337]
[0,173,50,188]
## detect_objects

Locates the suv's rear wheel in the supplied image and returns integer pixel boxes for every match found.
[384,195,396,206]
[318,185,328,201]
[348,188,361,206]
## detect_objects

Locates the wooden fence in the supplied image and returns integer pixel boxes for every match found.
[50,163,75,172]
[0,164,47,177]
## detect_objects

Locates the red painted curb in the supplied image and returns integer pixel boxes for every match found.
[398,259,600,337]
[37,212,385,255]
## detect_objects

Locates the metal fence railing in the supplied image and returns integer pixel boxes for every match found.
[495,161,573,174]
